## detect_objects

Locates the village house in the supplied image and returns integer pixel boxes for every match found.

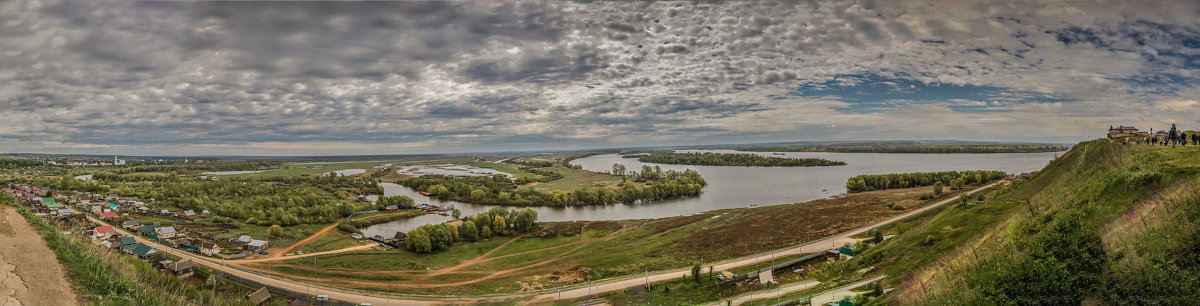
[236,235,253,244]
[99,211,119,219]
[93,226,117,240]
[155,226,178,239]
[198,241,222,256]
[182,210,197,218]
[122,220,141,230]
[42,197,62,209]
[55,208,77,217]
[118,236,138,249]
[138,224,159,235]
[127,243,157,259]
[158,259,195,278]
[246,287,271,305]
[244,240,269,253]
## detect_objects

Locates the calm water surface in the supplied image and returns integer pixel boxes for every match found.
[362,150,1060,237]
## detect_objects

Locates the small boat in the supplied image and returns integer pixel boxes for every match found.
[418,191,431,196]
[773,152,785,155]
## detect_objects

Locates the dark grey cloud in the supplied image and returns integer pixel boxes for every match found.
[5,0,1200,155]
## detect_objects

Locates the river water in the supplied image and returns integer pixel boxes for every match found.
[362,150,1060,237]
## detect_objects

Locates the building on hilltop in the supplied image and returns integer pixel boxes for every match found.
[1108,125,1140,139]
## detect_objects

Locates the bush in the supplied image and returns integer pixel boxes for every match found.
[892,204,907,210]
[919,194,933,200]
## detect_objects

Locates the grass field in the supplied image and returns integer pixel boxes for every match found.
[240,185,970,296]
[204,222,331,253]
[460,162,545,180]
[296,234,364,253]
[519,164,625,192]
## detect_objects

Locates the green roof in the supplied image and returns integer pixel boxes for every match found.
[42,197,62,208]
[131,244,155,257]
[138,224,159,232]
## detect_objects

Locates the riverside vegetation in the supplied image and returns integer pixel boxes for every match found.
[398,158,706,206]
[844,170,1007,193]
[625,151,846,167]
[737,144,1070,153]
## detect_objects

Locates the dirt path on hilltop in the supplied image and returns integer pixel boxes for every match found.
[0,206,79,305]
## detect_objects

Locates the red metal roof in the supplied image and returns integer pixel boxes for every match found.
[99,212,118,218]
[94,226,115,233]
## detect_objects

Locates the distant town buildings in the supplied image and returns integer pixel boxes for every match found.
[1108,126,1141,139]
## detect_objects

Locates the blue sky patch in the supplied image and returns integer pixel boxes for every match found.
[790,74,1072,113]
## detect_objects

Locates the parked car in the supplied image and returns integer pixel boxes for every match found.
[258,251,268,255]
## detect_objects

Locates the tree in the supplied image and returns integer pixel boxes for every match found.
[933,182,944,195]
[409,231,432,253]
[512,208,538,233]
[612,163,626,176]
[451,209,462,220]
[460,221,478,242]
[268,224,283,237]
[872,229,884,244]
[481,225,493,239]
[691,263,702,284]
[492,215,507,236]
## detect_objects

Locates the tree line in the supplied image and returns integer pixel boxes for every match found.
[739,145,1069,154]
[398,166,706,206]
[627,152,846,167]
[405,207,538,253]
[845,170,1007,193]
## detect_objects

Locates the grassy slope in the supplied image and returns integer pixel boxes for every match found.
[2,195,251,305]
[835,140,1200,304]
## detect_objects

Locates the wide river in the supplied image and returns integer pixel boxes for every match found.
[362,150,1061,237]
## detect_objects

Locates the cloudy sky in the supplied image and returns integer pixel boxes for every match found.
[3,0,1200,156]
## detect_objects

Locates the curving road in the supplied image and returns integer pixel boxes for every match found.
[88,182,997,304]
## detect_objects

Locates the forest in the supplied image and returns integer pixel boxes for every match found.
[844,170,1008,193]
[398,165,706,206]
[628,152,846,167]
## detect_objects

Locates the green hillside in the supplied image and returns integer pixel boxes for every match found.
[829,140,1200,304]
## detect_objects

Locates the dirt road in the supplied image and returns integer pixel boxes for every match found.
[86,182,997,305]
[272,219,342,257]
[0,206,79,305]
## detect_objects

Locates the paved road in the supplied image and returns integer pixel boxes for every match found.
[707,280,820,305]
[88,183,996,304]
[808,275,887,305]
